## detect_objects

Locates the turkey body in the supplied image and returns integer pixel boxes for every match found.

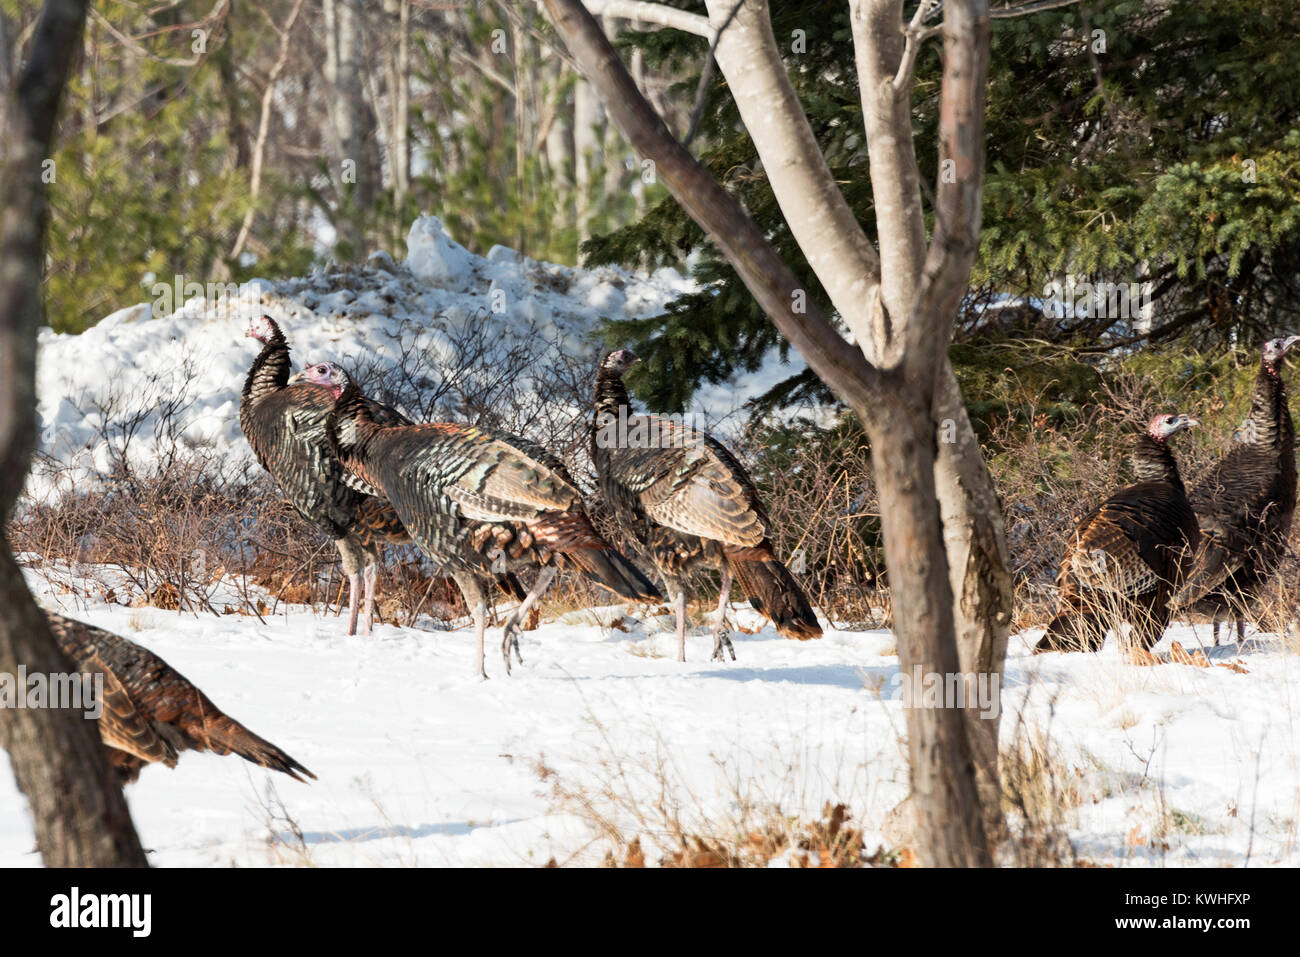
[48,612,314,784]
[1038,424,1200,655]
[592,351,821,663]
[1180,356,1298,641]
[324,375,660,677]
[240,318,412,634]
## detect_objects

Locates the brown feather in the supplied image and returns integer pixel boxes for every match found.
[47,612,316,784]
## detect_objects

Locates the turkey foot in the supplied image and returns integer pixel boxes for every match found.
[500,566,556,675]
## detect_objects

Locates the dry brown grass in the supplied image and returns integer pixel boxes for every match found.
[534,746,898,868]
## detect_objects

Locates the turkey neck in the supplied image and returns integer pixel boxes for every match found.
[1242,360,1294,450]
[592,366,633,459]
[327,380,378,458]
[242,330,291,407]
[594,365,632,420]
[1131,433,1184,489]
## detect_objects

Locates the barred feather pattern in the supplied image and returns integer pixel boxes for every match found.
[592,362,820,640]
[240,322,412,549]
[1039,432,1199,653]
[47,612,315,784]
[325,381,659,601]
[1179,361,1297,615]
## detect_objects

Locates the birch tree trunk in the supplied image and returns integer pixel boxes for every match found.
[325,0,380,256]
[0,0,148,867]
[543,0,1000,865]
[573,75,602,242]
[1,7,16,97]
[389,0,411,210]
[702,0,1011,844]
[851,0,1011,842]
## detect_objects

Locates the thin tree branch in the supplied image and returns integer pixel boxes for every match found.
[923,0,1082,21]
[989,0,1083,18]
[581,0,712,37]
[704,0,884,349]
[541,0,882,408]
[893,1,942,91]
[908,0,989,371]
[681,0,741,148]
[228,0,307,262]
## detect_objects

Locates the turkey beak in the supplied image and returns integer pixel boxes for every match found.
[1284,335,1300,356]
[1180,416,1200,432]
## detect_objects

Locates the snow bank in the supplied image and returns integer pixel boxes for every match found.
[30,216,718,499]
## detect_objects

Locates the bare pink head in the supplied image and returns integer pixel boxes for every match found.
[1262,335,1300,374]
[1146,413,1198,442]
[298,360,349,400]
[602,349,639,375]
[245,315,282,345]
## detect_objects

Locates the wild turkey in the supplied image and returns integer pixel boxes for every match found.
[241,315,408,635]
[241,316,528,634]
[1177,335,1300,643]
[47,611,314,784]
[592,349,822,663]
[299,361,661,678]
[293,358,531,611]
[1036,413,1200,657]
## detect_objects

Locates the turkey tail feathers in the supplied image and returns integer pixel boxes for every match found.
[203,713,317,783]
[1035,608,1106,654]
[567,548,662,602]
[496,572,528,601]
[727,555,822,640]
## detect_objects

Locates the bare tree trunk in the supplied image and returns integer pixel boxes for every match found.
[934,360,1012,844]
[229,0,307,263]
[869,394,990,866]
[542,0,997,866]
[700,0,1010,844]
[216,3,251,172]
[0,6,15,96]
[543,59,576,235]
[850,0,927,331]
[393,0,410,209]
[509,10,530,254]
[0,0,148,868]
[325,0,380,256]
[573,74,602,242]
[703,0,883,346]
[849,0,1012,843]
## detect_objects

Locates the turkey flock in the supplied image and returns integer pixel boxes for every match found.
[42,318,1299,784]
[1038,335,1300,660]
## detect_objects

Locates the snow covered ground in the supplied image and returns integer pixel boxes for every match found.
[3,565,1298,867]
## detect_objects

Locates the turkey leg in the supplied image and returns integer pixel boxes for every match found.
[711,568,736,662]
[666,577,687,663]
[337,537,364,637]
[454,571,490,679]
[501,566,557,674]
[361,562,378,636]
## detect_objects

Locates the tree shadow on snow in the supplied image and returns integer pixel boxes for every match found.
[277,819,523,846]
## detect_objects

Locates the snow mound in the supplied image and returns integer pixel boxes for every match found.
[30,217,713,500]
